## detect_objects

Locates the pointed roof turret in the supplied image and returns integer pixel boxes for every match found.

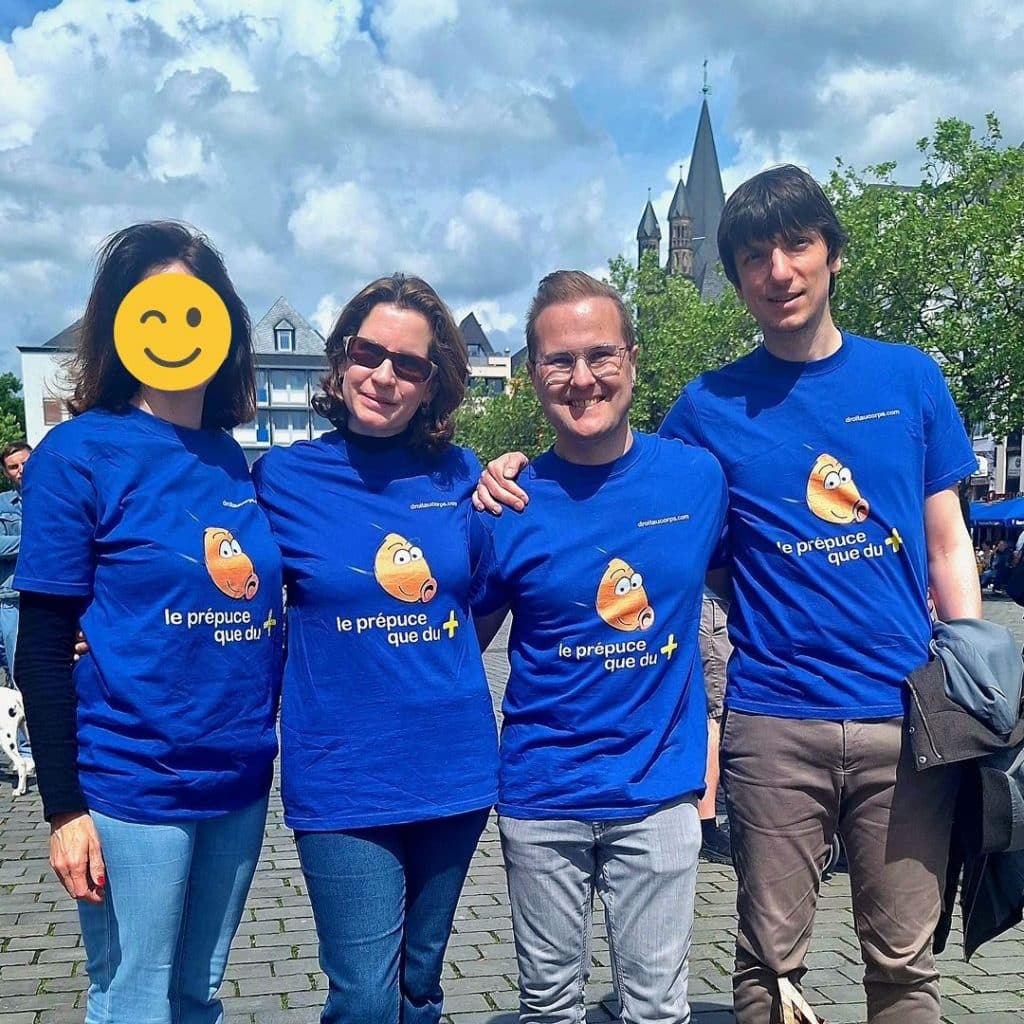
[668,175,689,221]
[685,97,725,246]
[636,198,661,241]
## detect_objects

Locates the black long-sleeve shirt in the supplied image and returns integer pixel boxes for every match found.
[15,592,87,820]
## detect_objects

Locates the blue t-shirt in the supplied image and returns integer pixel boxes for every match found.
[660,333,977,720]
[252,431,498,831]
[474,431,728,820]
[15,407,284,822]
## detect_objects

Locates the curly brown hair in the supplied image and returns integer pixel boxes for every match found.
[312,274,468,455]
[67,221,255,429]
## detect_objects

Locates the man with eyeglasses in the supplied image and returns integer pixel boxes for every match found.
[479,170,980,1024]
[472,270,727,1024]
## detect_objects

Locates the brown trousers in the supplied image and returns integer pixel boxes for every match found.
[721,711,959,1024]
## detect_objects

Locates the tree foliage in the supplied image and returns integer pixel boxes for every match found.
[828,114,1024,438]
[455,254,757,462]
[608,253,757,432]
[456,370,555,465]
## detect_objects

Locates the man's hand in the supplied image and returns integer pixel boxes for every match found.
[472,452,530,514]
[49,811,106,904]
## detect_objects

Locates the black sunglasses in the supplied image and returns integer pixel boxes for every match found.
[343,335,436,384]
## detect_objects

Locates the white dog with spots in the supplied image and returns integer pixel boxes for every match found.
[1,686,31,797]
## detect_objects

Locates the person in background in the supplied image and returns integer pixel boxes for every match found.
[0,440,32,764]
[697,588,733,864]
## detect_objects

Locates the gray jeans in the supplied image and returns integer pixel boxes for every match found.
[722,711,959,1024]
[499,797,701,1024]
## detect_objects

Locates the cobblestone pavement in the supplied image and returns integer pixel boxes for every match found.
[3,596,1024,1023]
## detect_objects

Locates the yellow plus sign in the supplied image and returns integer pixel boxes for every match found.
[443,610,459,639]
[660,633,678,659]
[262,610,278,633]
[886,528,904,554]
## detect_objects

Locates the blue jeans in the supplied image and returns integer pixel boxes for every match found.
[499,796,702,1024]
[296,807,490,1024]
[78,795,268,1024]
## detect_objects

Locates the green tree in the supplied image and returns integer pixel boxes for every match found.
[455,255,757,461]
[608,252,757,432]
[0,372,26,493]
[828,114,1024,440]
[456,368,554,464]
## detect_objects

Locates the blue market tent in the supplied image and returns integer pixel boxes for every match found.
[970,497,1024,526]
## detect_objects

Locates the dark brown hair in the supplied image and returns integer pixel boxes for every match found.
[312,274,468,455]
[67,221,255,429]
[0,441,31,463]
[717,164,849,296]
[525,270,636,360]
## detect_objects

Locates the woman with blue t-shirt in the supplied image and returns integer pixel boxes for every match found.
[252,274,498,1024]
[15,222,283,1023]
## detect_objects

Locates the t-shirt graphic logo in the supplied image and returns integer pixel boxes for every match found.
[203,527,260,600]
[806,453,870,526]
[374,532,438,604]
[596,557,655,632]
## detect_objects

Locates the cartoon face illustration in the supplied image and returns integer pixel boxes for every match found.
[596,557,655,632]
[113,272,232,391]
[806,453,870,525]
[374,533,438,604]
[204,527,260,600]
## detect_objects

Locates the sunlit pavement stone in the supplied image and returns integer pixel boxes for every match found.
[3,597,1024,1022]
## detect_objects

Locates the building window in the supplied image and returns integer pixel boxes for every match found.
[256,371,269,404]
[271,409,310,445]
[42,397,64,425]
[255,410,270,444]
[274,320,295,352]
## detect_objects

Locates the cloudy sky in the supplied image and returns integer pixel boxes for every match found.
[2,0,1022,374]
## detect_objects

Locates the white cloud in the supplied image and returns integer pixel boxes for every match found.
[456,300,517,335]
[311,292,341,337]
[371,0,459,51]
[0,0,1020,381]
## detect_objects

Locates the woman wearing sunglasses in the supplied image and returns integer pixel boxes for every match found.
[252,274,498,1024]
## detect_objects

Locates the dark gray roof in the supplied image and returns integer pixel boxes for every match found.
[668,178,690,221]
[459,313,494,357]
[691,233,724,301]
[35,318,82,351]
[253,298,324,355]
[255,353,327,369]
[511,345,529,374]
[636,200,661,241]
[685,98,725,251]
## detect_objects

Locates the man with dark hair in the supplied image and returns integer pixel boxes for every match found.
[0,440,33,763]
[475,167,978,1024]
[475,270,727,1024]
[658,164,979,1024]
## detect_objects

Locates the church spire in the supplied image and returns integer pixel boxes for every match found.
[667,168,693,279]
[636,193,661,266]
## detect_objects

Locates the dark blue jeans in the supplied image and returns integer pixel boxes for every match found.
[296,807,489,1024]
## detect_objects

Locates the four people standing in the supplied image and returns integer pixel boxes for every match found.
[14,159,987,1024]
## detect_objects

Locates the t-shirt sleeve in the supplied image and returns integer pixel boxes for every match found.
[469,513,511,616]
[921,357,977,496]
[659,387,706,447]
[14,448,96,597]
[708,466,730,570]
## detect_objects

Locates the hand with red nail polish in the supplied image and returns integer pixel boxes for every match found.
[49,811,107,904]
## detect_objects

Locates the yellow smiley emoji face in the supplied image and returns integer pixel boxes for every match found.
[113,272,232,391]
